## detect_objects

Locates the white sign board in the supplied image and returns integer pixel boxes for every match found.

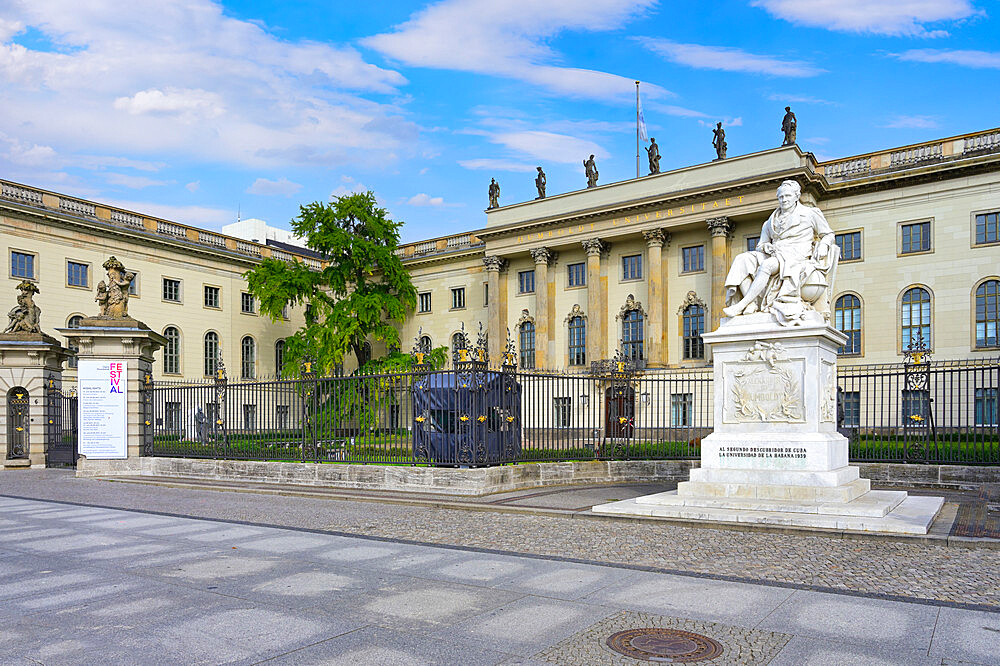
[78,359,128,459]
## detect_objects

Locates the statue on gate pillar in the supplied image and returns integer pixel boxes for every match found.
[722,180,839,326]
[4,281,41,334]
[95,256,136,319]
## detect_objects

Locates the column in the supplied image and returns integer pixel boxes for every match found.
[642,229,670,367]
[529,247,556,369]
[706,217,733,332]
[581,239,608,363]
[483,256,507,364]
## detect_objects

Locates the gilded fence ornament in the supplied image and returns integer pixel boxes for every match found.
[4,280,41,334]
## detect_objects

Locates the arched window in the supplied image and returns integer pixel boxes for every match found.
[834,295,862,355]
[519,322,535,369]
[451,332,465,364]
[241,336,256,379]
[418,335,432,353]
[361,341,373,367]
[622,310,644,360]
[568,317,586,366]
[66,315,82,369]
[274,339,285,376]
[204,332,220,377]
[901,287,931,350]
[682,304,705,360]
[163,327,180,374]
[976,280,999,348]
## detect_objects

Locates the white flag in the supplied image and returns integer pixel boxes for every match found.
[638,95,649,142]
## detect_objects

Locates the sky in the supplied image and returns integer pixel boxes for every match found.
[0,0,997,243]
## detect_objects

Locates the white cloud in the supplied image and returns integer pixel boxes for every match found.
[458,158,536,172]
[407,193,459,207]
[893,48,1000,69]
[101,198,232,228]
[330,180,369,198]
[0,1,411,173]
[185,181,200,193]
[766,93,838,105]
[105,173,168,189]
[489,130,607,164]
[114,88,225,119]
[750,0,982,37]
[246,177,303,197]
[882,115,939,129]
[637,38,824,77]
[364,0,669,101]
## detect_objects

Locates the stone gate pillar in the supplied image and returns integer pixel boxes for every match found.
[0,334,70,468]
[60,318,164,476]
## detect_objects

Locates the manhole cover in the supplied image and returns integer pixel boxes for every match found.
[606,628,723,663]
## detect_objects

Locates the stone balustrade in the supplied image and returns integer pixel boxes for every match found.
[821,126,1000,182]
[0,178,322,269]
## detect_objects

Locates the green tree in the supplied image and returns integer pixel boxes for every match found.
[244,191,416,375]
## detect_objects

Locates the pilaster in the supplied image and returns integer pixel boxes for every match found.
[483,256,508,363]
[582,239,609,363]
[642,229,670,366]
[529,247,556,369]
[706,217,733,333]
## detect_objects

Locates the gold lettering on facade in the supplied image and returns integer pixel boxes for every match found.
[713,201,719,208]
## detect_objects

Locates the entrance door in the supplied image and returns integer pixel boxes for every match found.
[46,390,77,467]
[604,386,635,438]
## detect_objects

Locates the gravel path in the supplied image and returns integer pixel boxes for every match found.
[3,469,998,610]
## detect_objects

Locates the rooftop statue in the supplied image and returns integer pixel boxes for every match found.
[488,178,500,209]
[713,122,727,160]
[535,167,546,199]
[781,106,797,146]
[4,280,41,335]
[646,138,661,175]
[584,154,599,188]
[722,180,839,326]
[95,256,136,318]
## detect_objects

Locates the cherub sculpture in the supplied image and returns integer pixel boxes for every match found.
[4,280,41,334]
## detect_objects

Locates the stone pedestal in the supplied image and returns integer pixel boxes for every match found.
[594,312,944,534]
[59,317,164,476]
[0,333,71,468]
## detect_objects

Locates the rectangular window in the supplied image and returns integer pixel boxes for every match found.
[276,405,290,429]
[281,305,289,320]
[164,402,182,432]
[67,261,89,288]
[622,254,642,281]
[901,221,931,254]
[10,251,34,279]
[836,231,862,261]
[518,270,535,294]
[670,394,693,427]
[243,404,256,431]
[241,292,255,314]
[901,389,930,426]
[204,285,220,309]
[976,212,999,245]
[451,287,466,310]
[975,388,998,426]
[162,278,181,302]
[567,262,586,287]
[554,397,571,428]
[483,282,489,306]
[842,391,861,428]
[682,245,705,273]
[128,274,139,296]
[418,292,432,313]
[746,236,759,252]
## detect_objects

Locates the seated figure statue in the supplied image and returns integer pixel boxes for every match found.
[722,180,839,326]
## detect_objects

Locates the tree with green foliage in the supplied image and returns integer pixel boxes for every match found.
[244,191,417,375]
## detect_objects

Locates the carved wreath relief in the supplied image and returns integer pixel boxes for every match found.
[724,342,804,423]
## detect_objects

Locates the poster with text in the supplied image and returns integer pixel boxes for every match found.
[78,359,128,459]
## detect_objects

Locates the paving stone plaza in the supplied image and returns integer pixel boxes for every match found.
[0,470,997,664]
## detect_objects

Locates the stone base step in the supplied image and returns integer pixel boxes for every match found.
[593,493,944,534]
[675,477,871,504]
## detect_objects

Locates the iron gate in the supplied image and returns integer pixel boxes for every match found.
[5,386,29,460]
[46,380,77,467]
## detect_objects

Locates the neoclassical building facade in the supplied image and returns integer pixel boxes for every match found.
[2,126,999,384]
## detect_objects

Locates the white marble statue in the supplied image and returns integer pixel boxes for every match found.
[722,180,839,326]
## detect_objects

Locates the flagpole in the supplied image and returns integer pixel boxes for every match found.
[635,80,640,179]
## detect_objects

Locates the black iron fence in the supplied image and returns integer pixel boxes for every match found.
[142,355,999,466]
